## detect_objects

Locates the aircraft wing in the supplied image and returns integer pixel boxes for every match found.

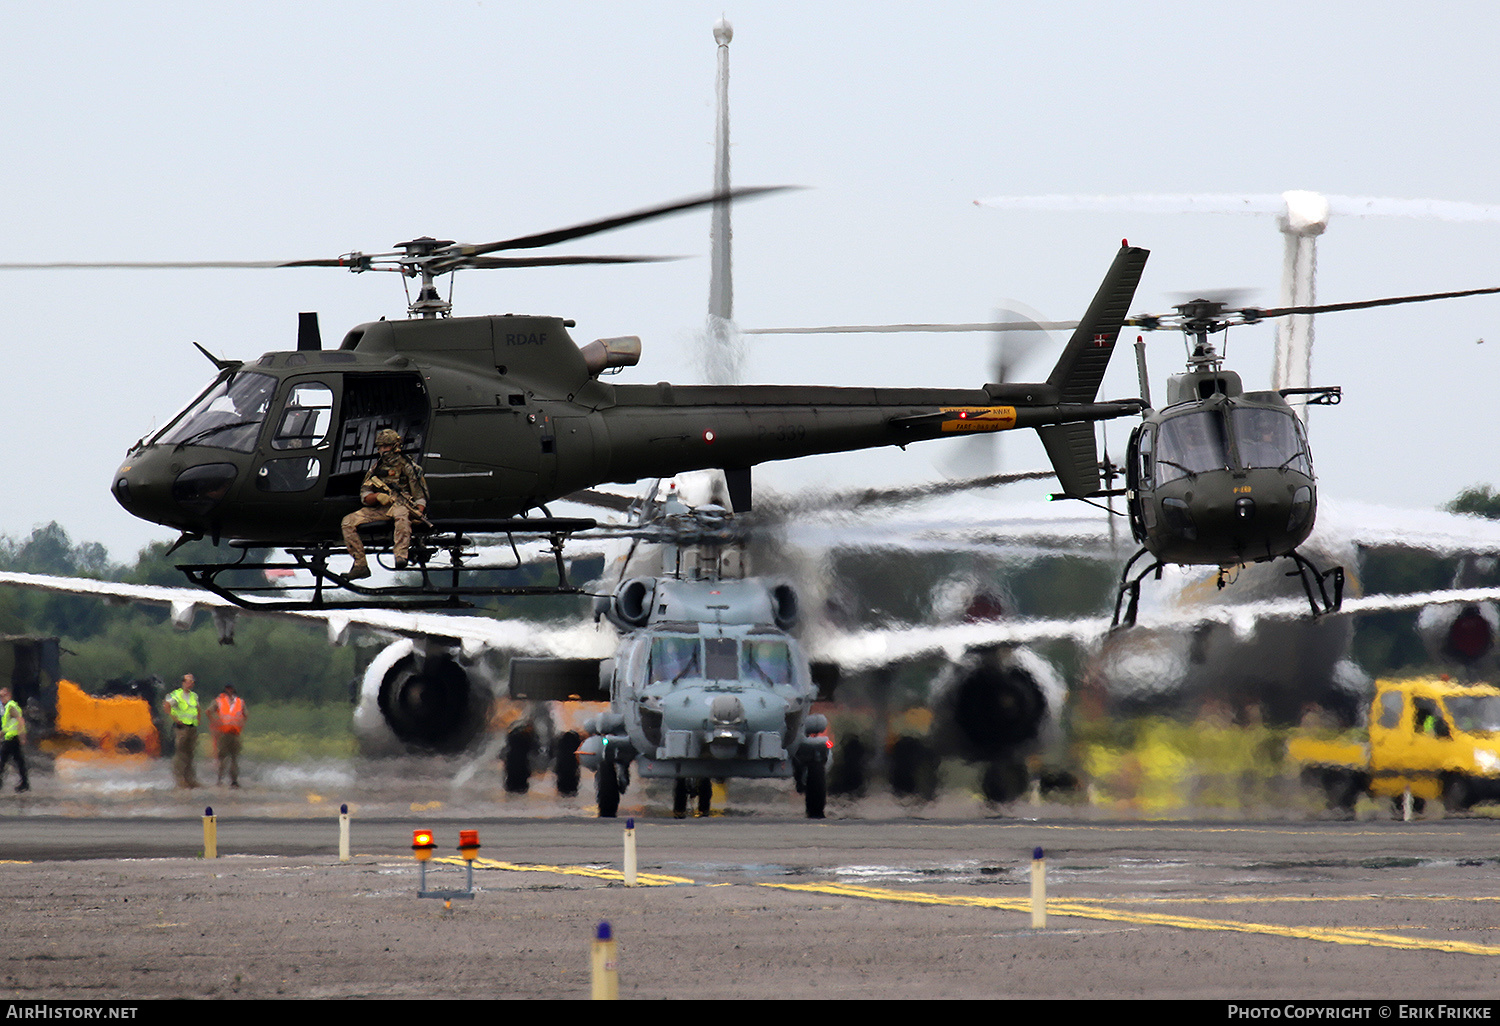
[1316,500,1500,556]
[0,570,611,658]
[810,615,1109,670]
[811,583,1500,671]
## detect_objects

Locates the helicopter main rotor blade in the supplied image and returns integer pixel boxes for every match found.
[452,254,681,270]
[760,469,1059,515]
[0,260,348,270]
[742,320,1079,334]
[446,185,794,259]
[1243,284,1500,320]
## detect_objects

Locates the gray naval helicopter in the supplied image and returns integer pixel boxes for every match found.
[510,480,835,818]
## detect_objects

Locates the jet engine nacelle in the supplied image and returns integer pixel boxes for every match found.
[929,645,1064,763]
[603,578,656,631]
[1419,600,1499,671]
[354,639,496,755]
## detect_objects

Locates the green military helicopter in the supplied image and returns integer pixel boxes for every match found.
[18,192,1150,610]
[1112,285,1500,627]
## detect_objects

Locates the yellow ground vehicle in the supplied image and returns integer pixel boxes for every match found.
[3,635,162,760]
[1289,676,1500,813]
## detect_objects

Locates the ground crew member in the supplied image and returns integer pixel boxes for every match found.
[0,686,29,793]
[164,673,200,788]
[341,428,428,579]
[208,682,248,787]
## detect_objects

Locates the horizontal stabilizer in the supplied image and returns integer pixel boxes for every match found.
[1038,421,1101,498]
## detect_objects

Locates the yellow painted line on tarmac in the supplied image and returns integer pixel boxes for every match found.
[425,854,692,886]
[1078,894,1500,905]
[760,881,1500,957]
[967,822,1469,839]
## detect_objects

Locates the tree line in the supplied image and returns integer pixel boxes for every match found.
[0,524,357,704]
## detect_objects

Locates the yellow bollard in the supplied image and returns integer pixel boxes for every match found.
[1030,846,1045,929]
[623,818,637,887]
[339,804,350,862]
[591,921,618,999]
[203,807,217,860]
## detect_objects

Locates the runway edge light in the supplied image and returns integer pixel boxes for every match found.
[459,830,481,861]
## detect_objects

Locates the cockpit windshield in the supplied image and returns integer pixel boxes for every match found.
[1154,405,1311,482]
[649,636,700,684]
[741,640,792,685]
[1155,409,1229,482]
[154,372,278,454]
[1233,407,1310,473]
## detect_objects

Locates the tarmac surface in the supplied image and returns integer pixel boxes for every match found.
[4,757,1500,1001]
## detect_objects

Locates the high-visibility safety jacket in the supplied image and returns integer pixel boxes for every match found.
[2,699,22,740]
[213,694,246,734]
[166,689,199,727]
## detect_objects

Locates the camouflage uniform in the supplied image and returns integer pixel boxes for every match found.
[341,432,428,573]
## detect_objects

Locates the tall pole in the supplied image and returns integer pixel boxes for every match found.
[703,17,743,385]
[1272,191,1328,425]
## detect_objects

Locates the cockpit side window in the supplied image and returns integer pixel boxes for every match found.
[271,382,334,450]
[1133,424,1155,489]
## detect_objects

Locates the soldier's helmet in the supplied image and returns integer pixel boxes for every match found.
[376,429,401,448]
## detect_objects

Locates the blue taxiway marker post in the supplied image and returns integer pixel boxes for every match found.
[1030,846,1046,928]
[592,921,619,999]
[203,807,217,859]
[624,817,637,886]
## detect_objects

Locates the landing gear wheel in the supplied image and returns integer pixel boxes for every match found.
[696,778,712,817]
[980,760,1028,805]
[673,778,689,819]
[553,732,581,797]
[804,759,827,819]
[829,736,868,797]
[1444,776,1472,815]
[503,728,533,794]
[596,755,620,818]
[1322,771,1359,814]
[889,736,938,801]
[1390,794,1426,819]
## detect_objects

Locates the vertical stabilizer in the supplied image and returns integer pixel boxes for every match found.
[1040,244,1149,495]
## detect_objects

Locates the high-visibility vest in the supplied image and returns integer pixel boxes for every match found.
[1,699,22,740]
[167,689,199,726]
[214,694,246,734]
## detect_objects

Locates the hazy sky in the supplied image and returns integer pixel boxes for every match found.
[5,1,1499,562]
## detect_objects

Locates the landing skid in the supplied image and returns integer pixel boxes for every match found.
[177,516,597,611]
[1111,546,1344,628]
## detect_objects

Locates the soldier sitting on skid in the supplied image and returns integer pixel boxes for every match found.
[341,428,428,580]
